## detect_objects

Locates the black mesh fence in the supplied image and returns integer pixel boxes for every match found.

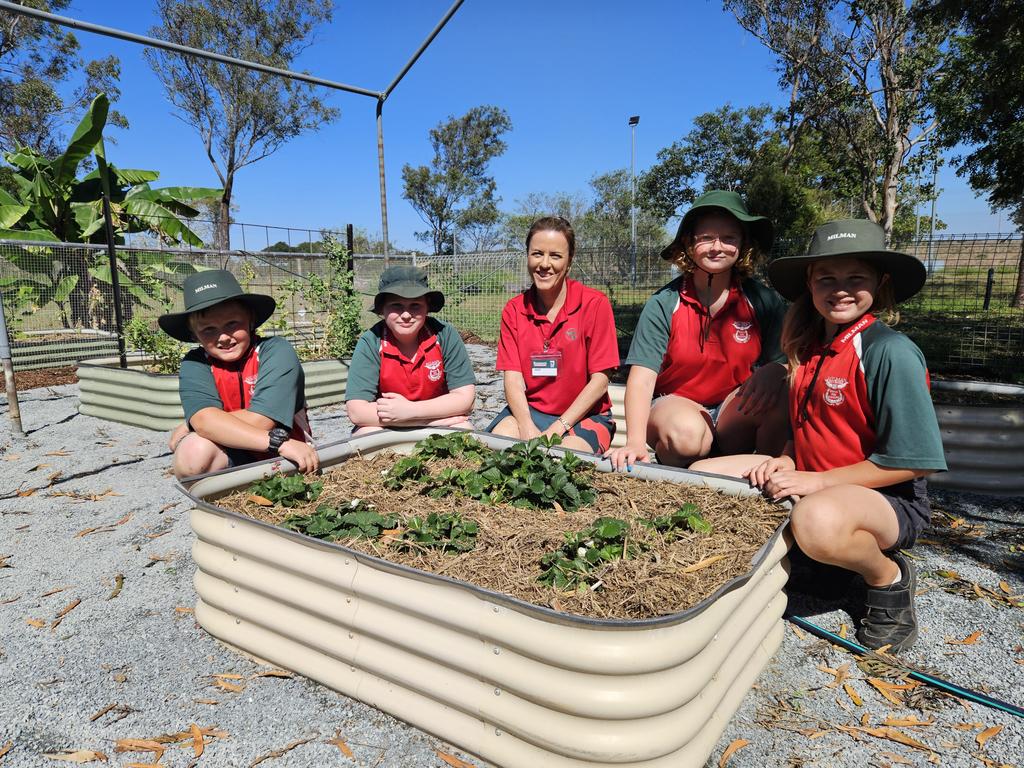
[1,234,1021,381]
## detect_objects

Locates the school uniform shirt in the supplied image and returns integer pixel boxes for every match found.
[496,279,620,417]
[345,317,476,402]
[790,314,947,474]
[625,273,786,406]
[179,335,309,441]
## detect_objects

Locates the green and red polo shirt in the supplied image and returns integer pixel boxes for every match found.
[625,274,786,405]
[496,278,620,416]
[179,335,309,441]
[345,317,475,403]
[790,315,946,474]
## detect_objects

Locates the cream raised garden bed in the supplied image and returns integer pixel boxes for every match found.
[179,429,792,768]
[77,355,348,432]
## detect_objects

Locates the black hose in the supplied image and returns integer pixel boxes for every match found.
[787,615,1024,719]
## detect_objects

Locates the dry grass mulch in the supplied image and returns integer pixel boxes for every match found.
[216,451,789,621]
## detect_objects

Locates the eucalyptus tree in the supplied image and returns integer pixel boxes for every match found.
[146,0,339,250]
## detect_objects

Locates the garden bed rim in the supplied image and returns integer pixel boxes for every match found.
[931,378,1024,398]
[78,354,350,379]
[178,428,791,631]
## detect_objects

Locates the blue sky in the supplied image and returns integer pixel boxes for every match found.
[64,0,1009,249]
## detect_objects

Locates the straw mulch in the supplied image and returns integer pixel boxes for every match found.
[216,453,789,620]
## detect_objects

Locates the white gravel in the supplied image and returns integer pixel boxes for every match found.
[2,344,1022,768]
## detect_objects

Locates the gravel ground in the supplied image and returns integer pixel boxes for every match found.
[1,344,1022,768]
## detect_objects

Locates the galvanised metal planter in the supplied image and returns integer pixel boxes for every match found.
[77,356,349,432]
[930,380,1024,496]
[12,330,118,371]
[179,429,792,768]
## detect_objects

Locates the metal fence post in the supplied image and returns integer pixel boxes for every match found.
[0,289,24,435]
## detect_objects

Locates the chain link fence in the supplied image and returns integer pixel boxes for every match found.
[2,234,1022,381]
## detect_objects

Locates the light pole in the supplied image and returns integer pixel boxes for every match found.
[629,115,640,285]
[927,145,939,273]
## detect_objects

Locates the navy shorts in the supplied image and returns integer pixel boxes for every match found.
[486,405,616,453]
[879,476,932,553]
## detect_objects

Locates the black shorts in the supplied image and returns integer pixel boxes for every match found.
[879,476,932,553]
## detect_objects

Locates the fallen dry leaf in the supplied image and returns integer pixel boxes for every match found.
[3,454,19,461]
[40,586,68,598]
[882,716,934,727]
[839,623,848,639]
[947,630,983,645]
[682,554,728,573]
[113,739,164,763]
[0,595,21,605]
[212,679,244,693]
[252,669,294,679]
[27,463,51,472]
[50,598,81,630]
[249,736,315,767]
[843,682,863,706]
[436,751,475,768]
[838,725,935,754]
[818,662,850,689]
[88,704,117,722]
[976,725,1003,748]
[0,555,11,569]
[718,738,749,767]
[790,624,806,641]
[878,752,914,765]
[174,606,193,614]
[41,749,108,763]
[45,450,70,457]
[16,488,36,497]
[328,734,354,758]
[999,581,1011,594]
[193,699,219,705]
[0,742,11,759]
[213,673,244,680]
[190,724,204,758]
[107,574,124,600]
[248,494,274,506]
[26,618,45,628]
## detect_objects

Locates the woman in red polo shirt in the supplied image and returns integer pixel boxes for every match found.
[487,216,620,453]
[606,190,789,471]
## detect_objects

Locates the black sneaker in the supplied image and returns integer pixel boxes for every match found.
[857,552,918,653]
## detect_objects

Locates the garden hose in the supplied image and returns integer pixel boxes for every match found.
[787,615,1024,719]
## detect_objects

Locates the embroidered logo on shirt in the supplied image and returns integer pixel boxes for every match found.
[244,374,258,396]
[823,376,848,406]
[425,360,442,382]
[732,321,752,343]
[565,328,578,341]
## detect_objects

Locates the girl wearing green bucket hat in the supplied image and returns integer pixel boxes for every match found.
[606,190,789,471]
[693,218,947,653]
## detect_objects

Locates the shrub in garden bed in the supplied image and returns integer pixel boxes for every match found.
[219,434,788,620]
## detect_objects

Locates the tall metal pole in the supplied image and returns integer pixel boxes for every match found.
[376,99,390,266]
[629,115,640,286]
[0,290,24,435]
[927,149,939,273]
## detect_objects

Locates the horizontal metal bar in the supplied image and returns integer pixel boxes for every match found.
[0,0,382,99]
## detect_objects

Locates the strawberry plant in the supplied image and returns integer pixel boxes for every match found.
[397,512,479,554]
[281,500,397,541]
[384,455,429,490]
[538,516,633,591]
[641,503,712,536]
[412,432,489,462]
[248,474,323,508]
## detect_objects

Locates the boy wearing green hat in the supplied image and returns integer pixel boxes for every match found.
[345,265,476,432]
[160,269,318,478]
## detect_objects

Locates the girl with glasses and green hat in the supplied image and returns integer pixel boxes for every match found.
[692,219,947,653]
[606,190,789,471]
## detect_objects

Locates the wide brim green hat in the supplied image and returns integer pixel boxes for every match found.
[373,264,445,313]
[768,218,927,303]
[158,269,276,342]
[660,189,774,261]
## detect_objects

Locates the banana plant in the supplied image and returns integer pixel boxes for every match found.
[0,93,221,329]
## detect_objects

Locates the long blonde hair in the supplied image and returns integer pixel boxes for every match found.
[781,260,900,378]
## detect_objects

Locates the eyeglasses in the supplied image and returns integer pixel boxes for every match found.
[693,234,741,250]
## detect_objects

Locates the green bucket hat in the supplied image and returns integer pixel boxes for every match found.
[660,189,774,261]
[767,218,926,303]
[373,265,445,313]
[158,269,276,342]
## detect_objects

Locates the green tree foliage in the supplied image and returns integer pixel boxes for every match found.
[146,0,340,251]
[0,94,221,328]
[919,0,1024,304]
[582,169,667,249]
[724,0,944,238]
[402,105,512,255]
[0,0,127,158]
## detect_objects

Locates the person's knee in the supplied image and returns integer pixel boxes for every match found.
[490,415,522,438]
[173,436,224,479]
[790,498,847,558]
[654,413,711,460]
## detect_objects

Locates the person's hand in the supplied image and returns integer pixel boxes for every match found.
[168,422,189,452]
[742,454,796,489]
[604,441,650,472]
[278,439,320,474]
[540,422,564,441]
[761,469,826,501]
[734,363,787,418]
[375,392,415,424]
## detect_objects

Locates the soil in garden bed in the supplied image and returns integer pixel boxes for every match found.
[216,449,789,621]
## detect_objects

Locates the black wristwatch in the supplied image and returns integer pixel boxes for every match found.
[267,427,290,455]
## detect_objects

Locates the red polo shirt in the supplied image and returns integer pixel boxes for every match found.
[378,326,449,401]
[654,275,762,405]
[496,278,619,416]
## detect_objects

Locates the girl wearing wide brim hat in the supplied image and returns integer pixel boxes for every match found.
[607,189,789,472]
[344,265,476,433]
[693,218,947,654]
[159,269,318,479]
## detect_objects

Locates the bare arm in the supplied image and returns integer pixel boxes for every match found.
[190,407,276,451]
[762,459,930,501]
[605,365,657,469]
[543,371,612,438]
[345,399,381,428]
[503,370,540,438]
[377,384,476,425]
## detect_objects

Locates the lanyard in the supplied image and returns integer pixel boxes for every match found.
[796,314,876,424]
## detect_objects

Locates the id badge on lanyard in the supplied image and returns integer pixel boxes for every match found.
[531,350,562,377]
